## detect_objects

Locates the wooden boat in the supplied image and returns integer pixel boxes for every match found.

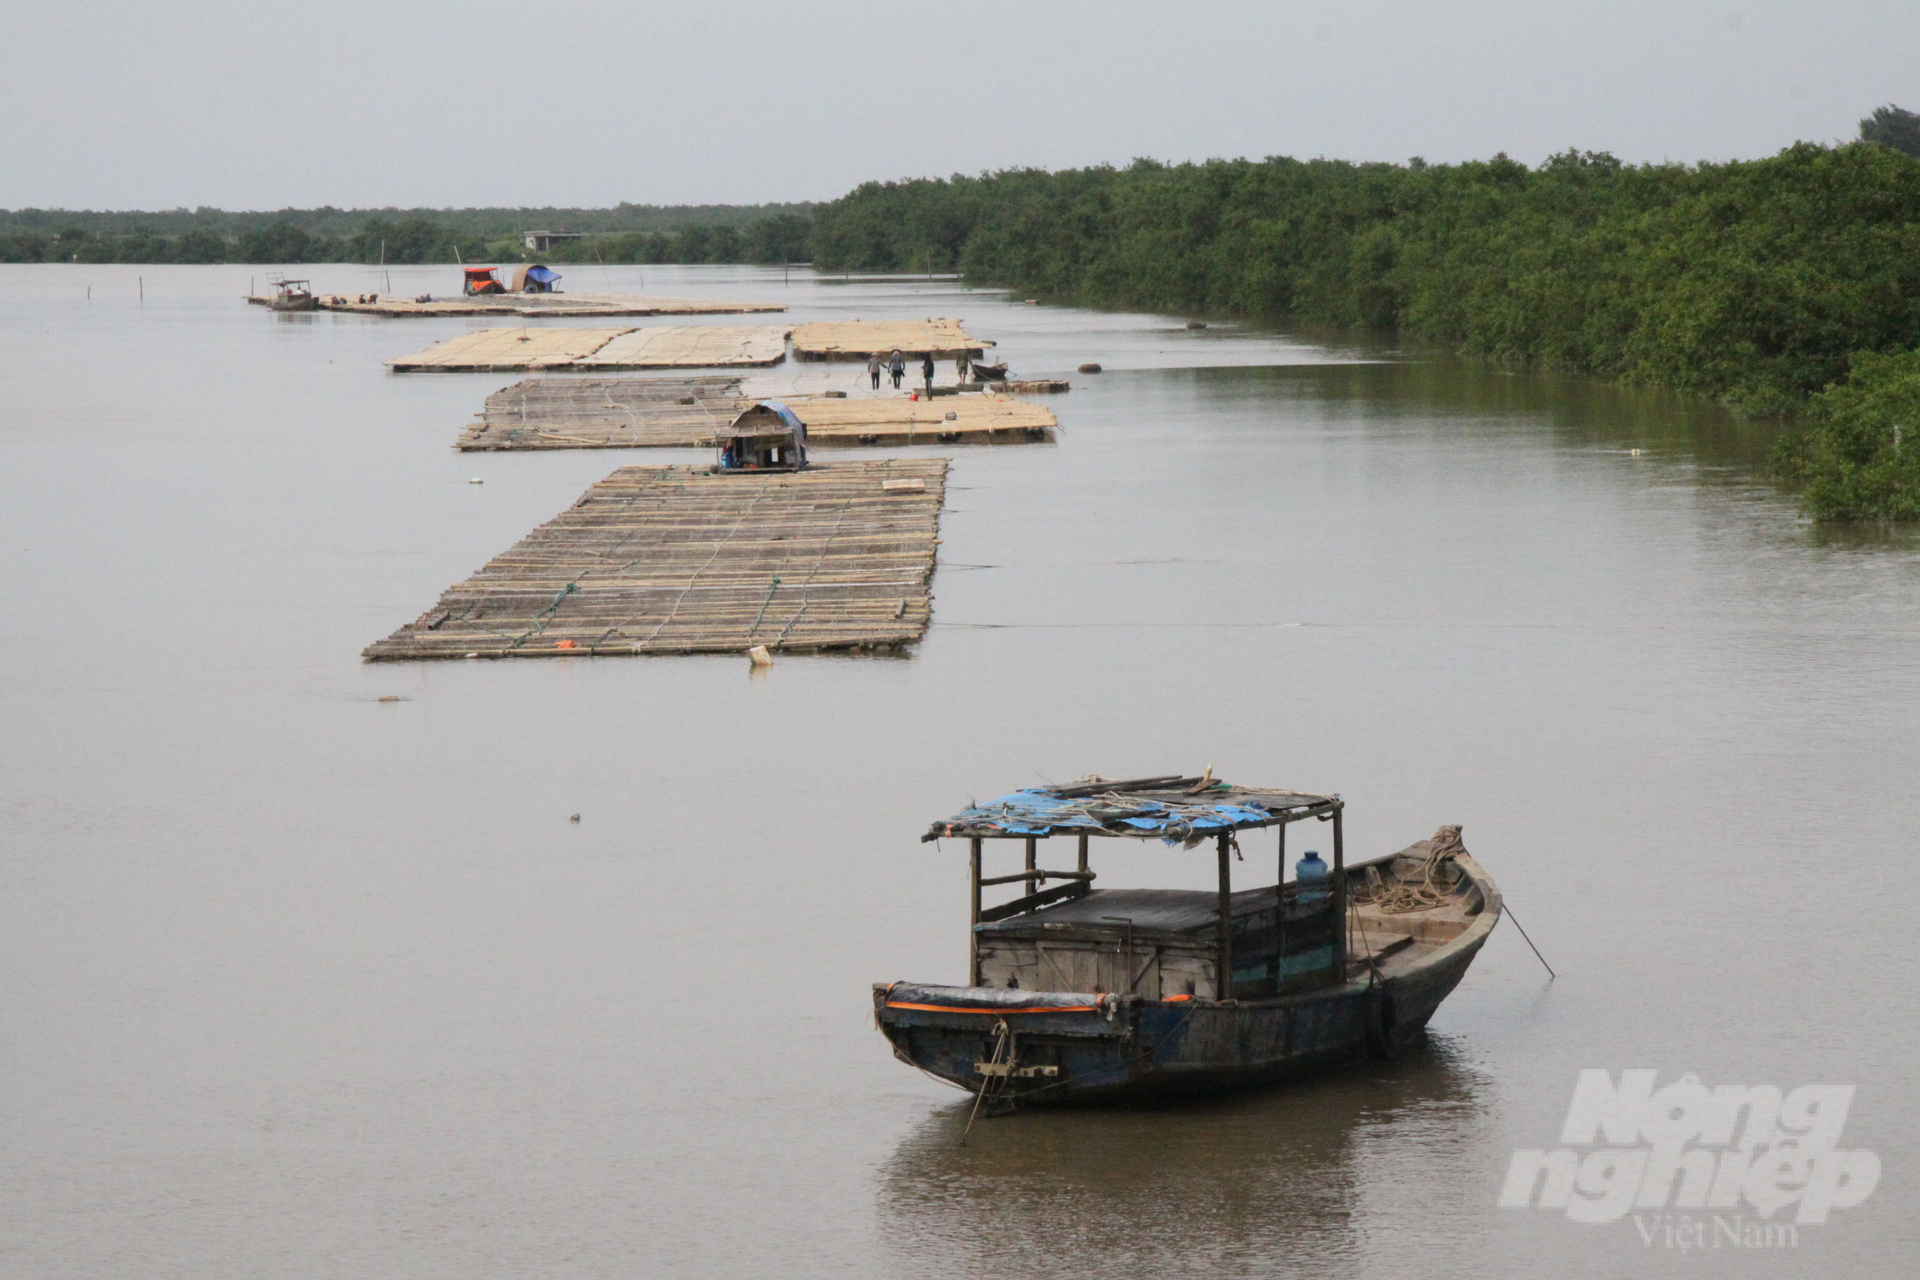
[968,360,1009,380]
[268,278,318,312]
[873,774,1502,1108]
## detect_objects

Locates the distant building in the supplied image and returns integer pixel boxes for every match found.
[522,230,587,252]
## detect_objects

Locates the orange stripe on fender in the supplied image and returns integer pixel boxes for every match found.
[886,1000,1101,1015]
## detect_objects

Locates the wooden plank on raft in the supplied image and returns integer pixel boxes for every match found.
[363,459,949,661]
[457,381,1056,451]
[790,319,993,361]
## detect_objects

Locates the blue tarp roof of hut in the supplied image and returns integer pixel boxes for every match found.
[525,265,561,283]
[923,783,1335,845]
[760,400,805,432]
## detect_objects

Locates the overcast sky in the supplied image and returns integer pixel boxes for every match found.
[2,1,1913,211]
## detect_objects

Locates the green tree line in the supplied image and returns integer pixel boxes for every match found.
[810,142,1920,419]
[0,210,815,267]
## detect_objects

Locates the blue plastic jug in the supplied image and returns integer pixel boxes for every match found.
[1296,851,1329,903]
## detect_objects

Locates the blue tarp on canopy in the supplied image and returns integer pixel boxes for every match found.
[525,265,561,283]
[926,786,1315,846]
[759,400,806,436]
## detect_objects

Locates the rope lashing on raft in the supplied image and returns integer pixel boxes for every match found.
[747,575,782,637]
[505,580,580,650]
[1353,824,1467,914]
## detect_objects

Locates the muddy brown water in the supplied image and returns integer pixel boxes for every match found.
[1,264,1914,1277]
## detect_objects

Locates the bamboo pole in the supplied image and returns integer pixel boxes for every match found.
[1332,804,1347,980]
[970,837,983,986]
[1217,833,1232,1001]
[1275,818,1288,996]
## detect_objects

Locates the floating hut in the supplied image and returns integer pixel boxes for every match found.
[716,402,807,472]
[363,459,948,660]
[463,267,508,295]
[510,265,562,293]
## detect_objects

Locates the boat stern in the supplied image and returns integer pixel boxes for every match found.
[873,982,1144,1102]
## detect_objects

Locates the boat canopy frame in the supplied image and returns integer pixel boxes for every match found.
[926,775,1348,993]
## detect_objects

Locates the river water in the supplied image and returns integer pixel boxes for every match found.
[1,264,1914,1277]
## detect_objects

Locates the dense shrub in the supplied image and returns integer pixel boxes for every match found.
[1773,349,1920,520]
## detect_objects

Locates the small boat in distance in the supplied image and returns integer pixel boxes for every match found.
[874,774,1502,1108]
[268,278,318,311]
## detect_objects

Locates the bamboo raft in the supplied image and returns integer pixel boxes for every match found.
[386,325,793,372]
[572,326,791,367]
[249,292,785,317]
[790,319,991,361]
[457,379,1057,451]
[363,459,948,660]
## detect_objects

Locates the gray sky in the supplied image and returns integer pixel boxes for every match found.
[3,1,1913,210]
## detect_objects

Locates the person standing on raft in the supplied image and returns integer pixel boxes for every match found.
[867,352,882,390]
[921,352,935,394]
[888,348,905,389]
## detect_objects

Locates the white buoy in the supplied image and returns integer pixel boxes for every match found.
[469,477,484,484]
[747,644,774,667]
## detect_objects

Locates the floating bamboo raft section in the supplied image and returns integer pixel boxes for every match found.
[457,379,1057,451]
[572,326,790,367]
[249,292,785,317]
[364,459,948,660]
[790,319,991,361]
[386,325,793,372]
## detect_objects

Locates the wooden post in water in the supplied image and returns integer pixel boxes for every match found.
[970,837,983,986]
[1332,805,1347,980]
[1077,832,1089,876]
[1217,832,1233,1001]
[1024,836,1038,898]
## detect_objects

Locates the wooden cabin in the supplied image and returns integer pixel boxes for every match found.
[932,775,1350,1002]
[715,401,808,472]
